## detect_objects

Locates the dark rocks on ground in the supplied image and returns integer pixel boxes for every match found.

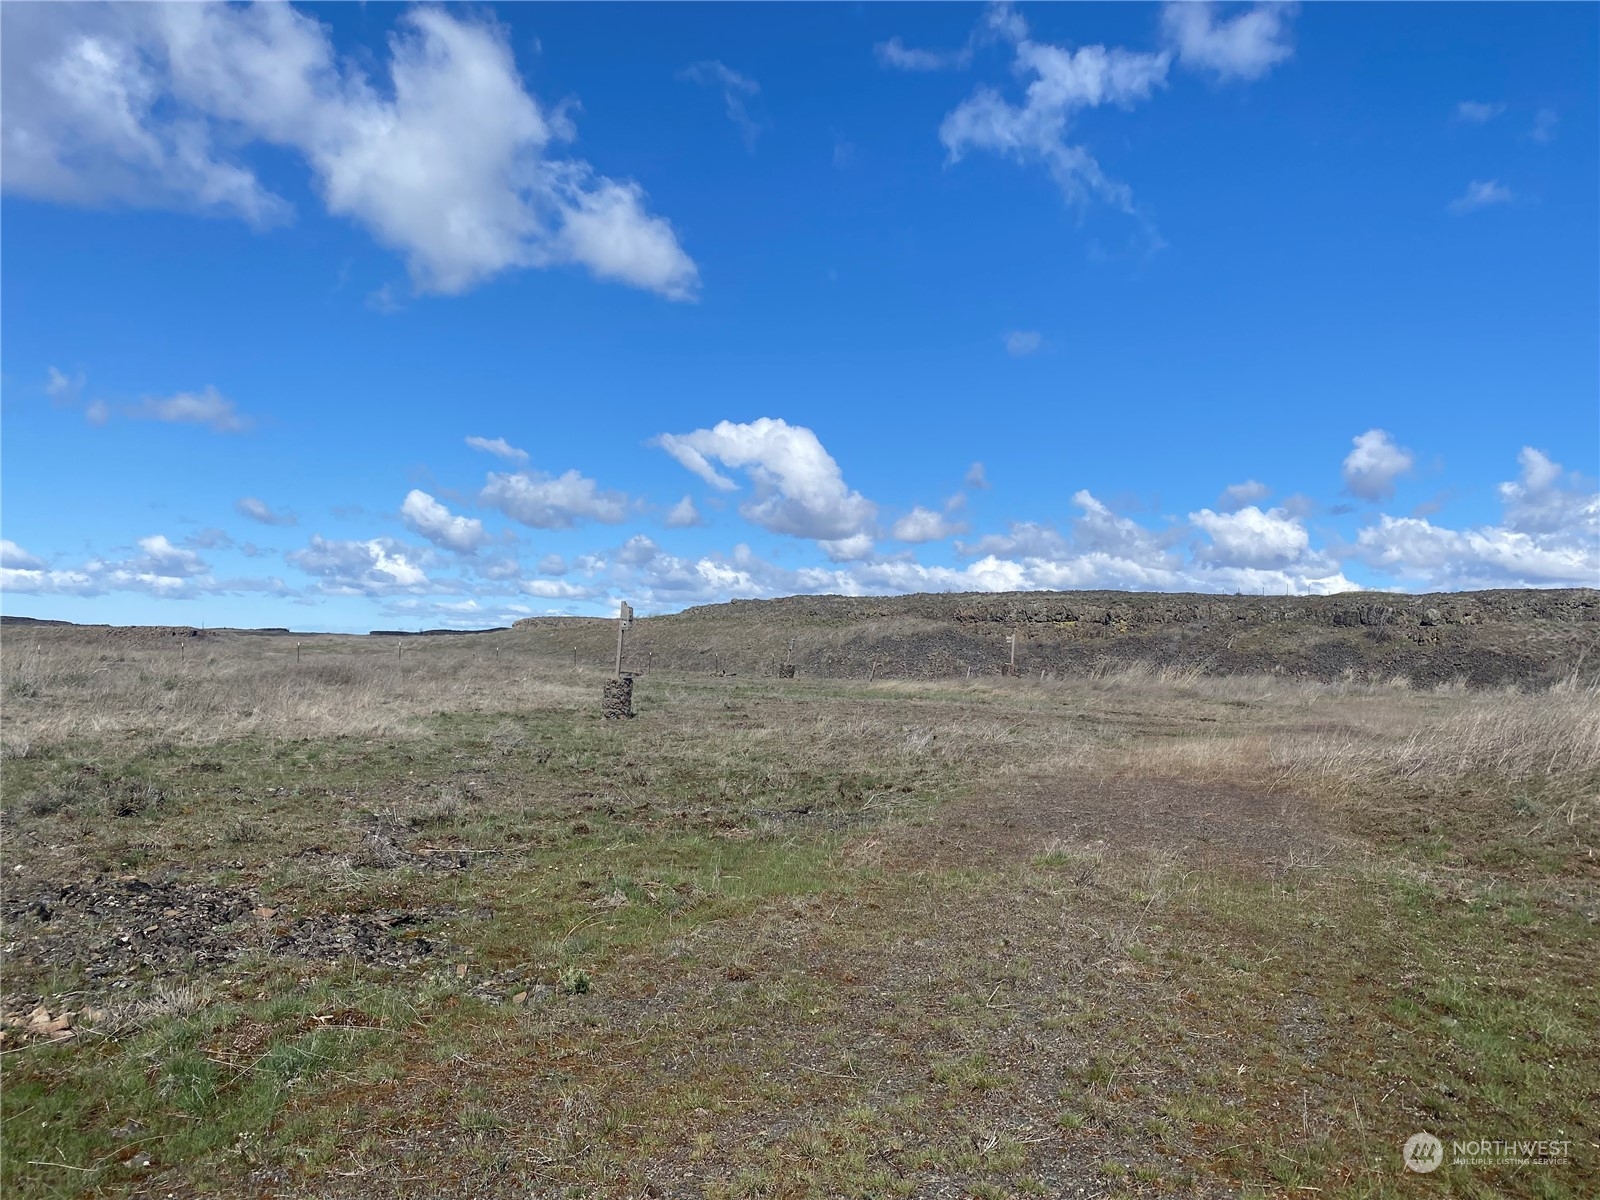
[269,909,445,967]
[1,876,256,985]
[2,873,454,1012]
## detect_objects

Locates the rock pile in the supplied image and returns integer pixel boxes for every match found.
[602,676,634,719]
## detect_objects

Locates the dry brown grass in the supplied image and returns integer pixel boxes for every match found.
[0,629,586,753]
[969,663,1600,790]
[8,626,1596,799]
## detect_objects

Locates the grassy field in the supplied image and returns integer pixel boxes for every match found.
[1,626,1596,1198]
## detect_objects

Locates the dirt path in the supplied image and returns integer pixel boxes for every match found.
[887,771,1341,875]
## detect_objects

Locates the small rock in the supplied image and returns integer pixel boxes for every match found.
[512,992,528,1006]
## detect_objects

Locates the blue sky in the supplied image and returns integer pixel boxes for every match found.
[2,2,1596,632]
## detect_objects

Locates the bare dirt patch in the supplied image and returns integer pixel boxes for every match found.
[890,772,1337,873]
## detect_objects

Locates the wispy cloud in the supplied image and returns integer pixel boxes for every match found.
[1217,480,1271,512]
[1449,179,1513,214]
[909,2,1292,245]
[465,435,529,465]
[1530,107,1559,144]
[1454,100,1505,124]
[45,366,84,405]
[131,386,250,432]
[237,497,297,526]
[679,61,763,150]
[1004,330,1042,357]
[58,371,249,432]
[938,7,1170,218]
[875,36,973,73]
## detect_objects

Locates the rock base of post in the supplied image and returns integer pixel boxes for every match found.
[778,664,796,679]
[999,664,1013,677]
[602,676,634,720]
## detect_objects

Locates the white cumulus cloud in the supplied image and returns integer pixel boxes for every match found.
[131,533,207,578]
[1342,429,1414,502]
[939,9,1171,215]
[892,506,969,544]
[1350,448,1597,589]
[2,3,697,299]
[520,578,593,600]
[1,540,45,570]
[1161,2,1297,82]
[1190,505,1315,570]
[657,418,877,543]
[1,533,224,597]
[664,495,704,528]
[1496,447,1598,537]
[288,535,434,595]
[400,489,487,554]
[480,468,628,528]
